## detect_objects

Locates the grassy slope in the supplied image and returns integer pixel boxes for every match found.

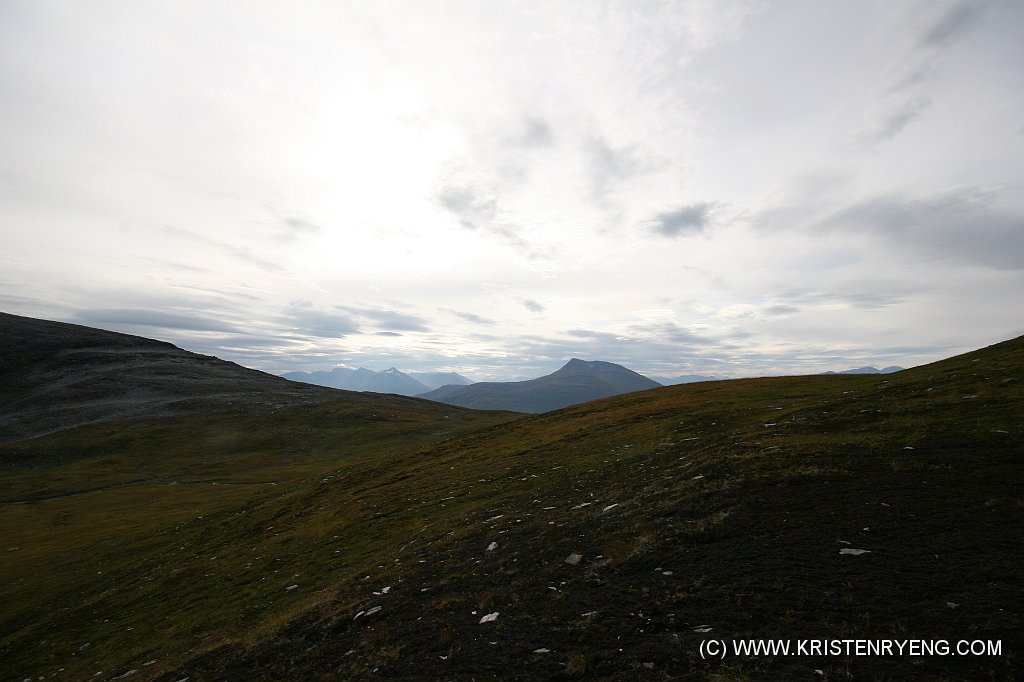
[2,337,1022,680]
[0,397,516,680]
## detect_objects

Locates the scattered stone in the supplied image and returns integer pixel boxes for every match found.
[947,601,960,609]
[564,553,583,565]
[570,502,592,510]
[662,570,673,576]
[479,612,499,624]
[693,626,713,633]
[381,586,391,594]
[692,475,704,480]
[285,584,298,590]
[643,662,655,670]
[602,503,620,513]
[533,648,551,654]
[839,548,871,556]
[487,542,498,551]
[365,606,382,617]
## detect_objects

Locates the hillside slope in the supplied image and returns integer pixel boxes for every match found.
[419,358,661,412]
[0,312,347,441]
[1,325,1021,681]
[175,337,1022,681]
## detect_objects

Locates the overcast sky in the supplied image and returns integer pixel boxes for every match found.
[2,0,1022,380]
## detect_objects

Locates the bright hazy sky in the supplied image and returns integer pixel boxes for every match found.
[2,1,1022,380]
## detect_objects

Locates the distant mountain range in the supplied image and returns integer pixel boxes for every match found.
[282,362,908,399]
[822,365,904,375]
[281,366,472,396]
[418,358,662,412]
[650,373,721,385]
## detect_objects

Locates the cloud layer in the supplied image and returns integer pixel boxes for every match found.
[1,0,1022,380]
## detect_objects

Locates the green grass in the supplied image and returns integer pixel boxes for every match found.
[1,337,1022,680]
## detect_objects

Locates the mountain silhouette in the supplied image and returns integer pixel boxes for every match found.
[418,358,661,412]
[281,366,472,396]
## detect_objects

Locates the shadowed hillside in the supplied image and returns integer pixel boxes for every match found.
[0,312,348,441]
[1,317,1021,681]
[419,358,661,412]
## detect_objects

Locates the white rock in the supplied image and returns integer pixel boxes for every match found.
[479,612,499,624]
[487,542,498,551]
[839,548,871,555]
[564,553,583,565]
[285,584,298,590]
[947,601,960,609]
[693,626,713,633]
[365,606,382,616]
[533,648,551,653]
[602,503,619,513]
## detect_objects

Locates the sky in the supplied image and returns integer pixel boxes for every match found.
[2,0,1022,381]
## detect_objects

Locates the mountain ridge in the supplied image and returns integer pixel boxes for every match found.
[282,366,473,395]
[0,312,473,443]
[822,365,905,375]
[418,357,662,412]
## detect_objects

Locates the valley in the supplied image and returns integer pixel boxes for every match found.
[0,314,1021,680]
